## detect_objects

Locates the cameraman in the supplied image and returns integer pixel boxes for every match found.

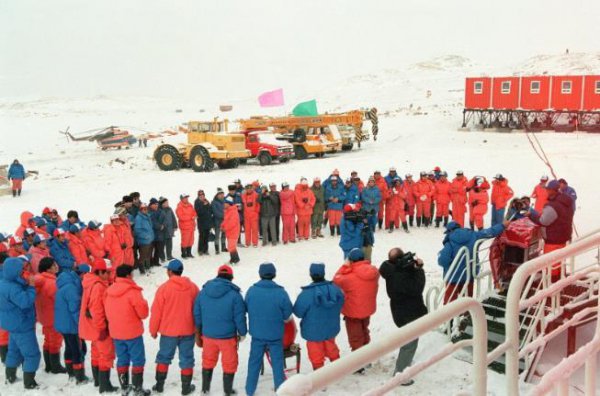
[379,248,427,386]
[339,203,371,259]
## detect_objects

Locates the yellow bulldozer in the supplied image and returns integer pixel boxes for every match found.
[153,119,250,172]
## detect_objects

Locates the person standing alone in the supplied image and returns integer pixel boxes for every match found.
[7,159,26,197]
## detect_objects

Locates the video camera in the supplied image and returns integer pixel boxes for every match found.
[394,251,422,270]
[344,208,368,224]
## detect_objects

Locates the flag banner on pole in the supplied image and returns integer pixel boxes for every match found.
[292,99,318,116]
[258,88,285,107]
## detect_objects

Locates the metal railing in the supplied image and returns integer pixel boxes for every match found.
[276,298,489,396]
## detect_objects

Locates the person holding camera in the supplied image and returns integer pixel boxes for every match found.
[379,248,427,385]
[339,203,366,259]
[258,184,279,246]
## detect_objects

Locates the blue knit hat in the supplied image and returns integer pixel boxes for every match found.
[164,259,184,272]
[348,248,364,262]
[259,262,276,278]
[309,263,325,277]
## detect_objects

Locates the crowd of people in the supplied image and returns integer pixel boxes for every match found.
[0,163,579,395]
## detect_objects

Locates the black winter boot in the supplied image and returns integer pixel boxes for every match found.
[388,223,394,233]
[98,369,118,393]
[329,226,335,236]
[223,373,237,395]
[378,218,383,230]
[402,222,409,233]
[12,190,16,197]
[424,217,431,227]
[444,216,449,226]
[215,243,220,255]
[66,362,74,379]
[202,368,213,394]
[118,370,129,391]
[435,217,441,228]
[23,372,39,389]
[75,367,89,384]
[50,353,67,374]
[5,367,18,383]
[92,365,99,386]
[221,242,227,253]
[409,215,414,227]
[186,247,194,258]
[17,189,21,196]
[43,350,51,373]
[181,247,188,258]
[181,374,196,395]
[470,221,475,230]
[152,371,167,393]
[0,345,7,363]
[336,225,341,236]
[132,372,151,396]
[416,217,421,227]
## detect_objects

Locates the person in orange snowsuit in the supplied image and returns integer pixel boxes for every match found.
[176,194,197,258]
[490,174,514,226]
[294,178,316,240]
[79,258,117,391]
[468,176,490,230]
[373,171,388,230]
[434,171,451,228]
[449,171,468,227]
[104,214,134,267]
[7,236,26,257]
[68,224,90,265]
[15,211,39,239]
[221,199,241,265]
[82,220,106,261]
[241,185,260,247]
[279,182,296,244]
[403,174,416,227]
[413,172,434,227]
[385,178,408,233]
[531,175,549,213]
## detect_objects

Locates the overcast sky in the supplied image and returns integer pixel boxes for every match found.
[1,0,599,101]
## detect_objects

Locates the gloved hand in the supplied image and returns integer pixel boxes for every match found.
[121,243,127,249]
[420,195,427,202]
[471,200,479,206]
[303,198,308,203]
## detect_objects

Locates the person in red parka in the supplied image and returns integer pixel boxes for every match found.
[434,171,452,228]
[279,182,296,244]
[82,220,106,261]
[105,264,150,395]
[403,174,416,227]
[176,194,196,259]
[79,258,117,391]
[7,235,26,257]
[221,199,241,265]
[373,171,388,230]
[35,257,66,374]
[241,185,260,247]
[333,248,379,363]
[385,178,408,233]
[294,178,316,240]
[490,174,514,226]
[413,172,434,227]
[68,224,90,265]
[468,176,490,230]
[104,214,133,267]
[531,175,549,213]
[29,234,50,274]
[150,259,200,395]
[15,211,38,239]
[449,171,468,228]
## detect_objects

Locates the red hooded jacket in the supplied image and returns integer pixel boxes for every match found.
[150,276,199,337]
[414,179,434,202]
[104,223,134,266]
[35,272,57,327]
[105,277,149,340]
[82,228,106,260]
[333,260,379,319]
[69,233,90,265]
[29,245,50,274]
[491,179,514,209]
[221,205,241,238]
[294,185,315,216]
[449,177,468,206]
[79,273,109,342]
[176,200,196,232]
[241,190,260,219]
[434,179,451,205]
[279,189,296,216]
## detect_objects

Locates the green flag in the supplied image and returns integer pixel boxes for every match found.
[292,99,318,116]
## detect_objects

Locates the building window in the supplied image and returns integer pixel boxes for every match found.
[501,81,511,94]
[561,81,572,94]
[530,81,540,94]
[474,81,483,94]
[595,81,600,94]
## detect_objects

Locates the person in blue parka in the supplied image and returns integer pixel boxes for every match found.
[437,220,507,303]
[0,257,41,388]
[7,159,26,197]
[361,177,383,231]
[244,263,293,396]
[339,204,369,259]
[293,263,344,370]
[193,264,247,395]
[343,178,360,205]
[54,263,89,381]
[324,178,347,236]
[49,229,76,269]
[134,203,154,274]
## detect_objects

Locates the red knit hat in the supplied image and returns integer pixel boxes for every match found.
[218,264,233,276]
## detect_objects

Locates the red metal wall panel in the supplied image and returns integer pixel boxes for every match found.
[520,76,551,110]
[550,76,583,111]
[582,75,600,111]
[491,77,520,110]
[465,77,492,109]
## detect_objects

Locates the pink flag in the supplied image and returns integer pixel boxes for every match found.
[258,88,284,107]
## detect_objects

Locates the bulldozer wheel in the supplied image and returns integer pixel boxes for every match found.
[190,146,213,172]
[155,144,182,171]
[293,129,307,143]
[294,145,308,160]
[230,158,240,168]
[258,152,272,166]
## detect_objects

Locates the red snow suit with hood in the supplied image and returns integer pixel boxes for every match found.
[221,205,241,253]
[82,228,106,260]
[241,190,260,246]
[176,200,196,248]
[105,277,149,340]
[104,223,134,266]
[434,179,451,217]
[491,179,514,210]
[450,176,468,227]
[150,275,199,337]
[333,260,379,319]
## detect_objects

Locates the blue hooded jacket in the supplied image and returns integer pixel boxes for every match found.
[361,186,382,213]
[193,277,247,339]
[211,197,225,225]
[438,222,505,284]
[134,211,155,245]
[49,238,75,269]
[293,281,344,341]
[245,279,292,341]
[0,258,36,333]
[324,183,347,211]
[54,270,83,334]
[385,174,402,187]
[7,163,26,180]
[339,217,364,255]
[344,184,360,205]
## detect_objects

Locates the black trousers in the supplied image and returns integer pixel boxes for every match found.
[165,238,173,260]
[153,240,165,265]
[63,334,86,365]
[197,228,210,254]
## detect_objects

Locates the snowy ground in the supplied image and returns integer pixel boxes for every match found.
[0,54,598,395]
